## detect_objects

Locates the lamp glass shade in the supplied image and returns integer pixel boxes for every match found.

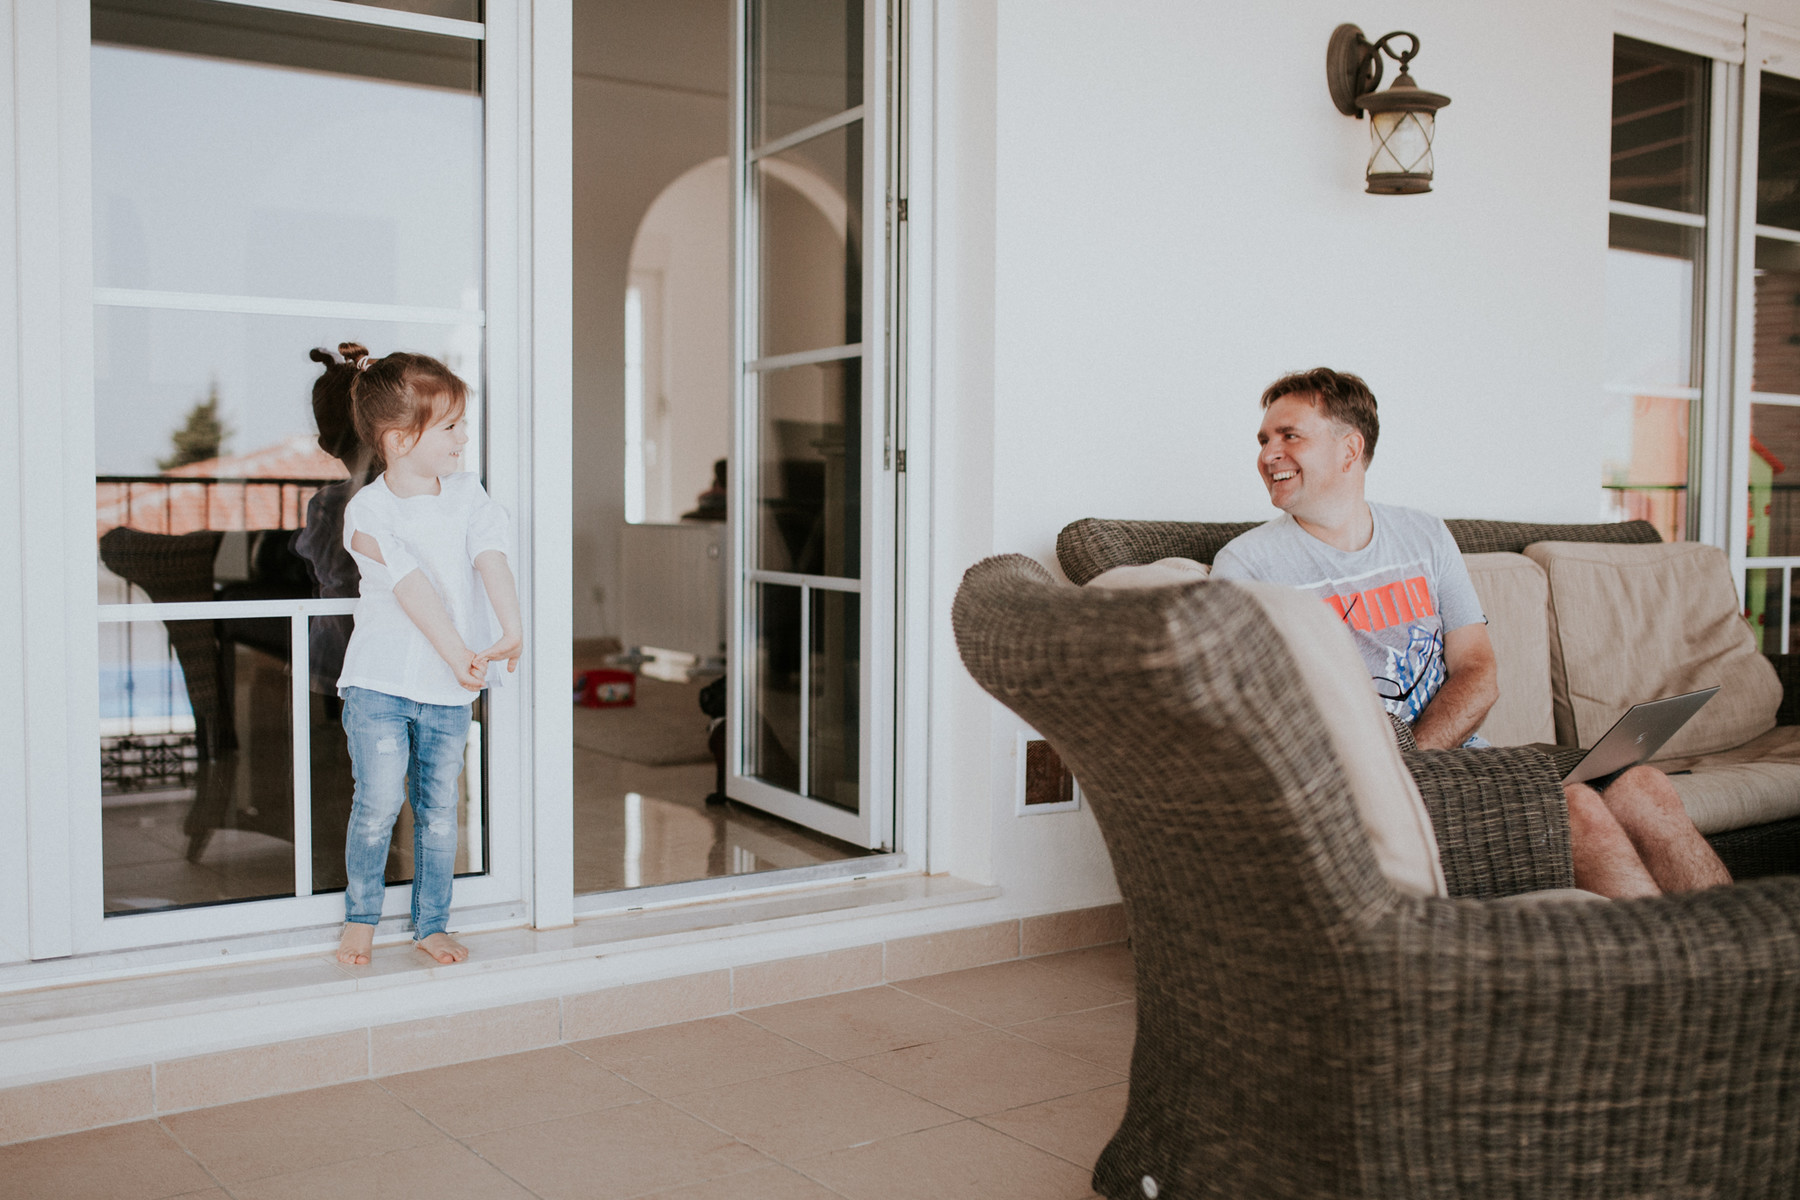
[1367,110,1435,193]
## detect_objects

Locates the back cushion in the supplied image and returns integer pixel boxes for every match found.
[1235,580,1448,898]
[1523,541,1780,758]
[1462,553,1555,746]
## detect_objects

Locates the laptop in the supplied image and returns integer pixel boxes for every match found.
[1560,686,1720,785]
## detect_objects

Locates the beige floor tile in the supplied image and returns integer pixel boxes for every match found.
[562,969,733,1041]
[227,1139,536,1200]
[637,1163,844,1199]
[893,960,1123,1026]
[159,1080,445,1184]
[796,1119,1094,1200]
[1029,944,1136,996]
[1008,1001,1135,1073]
[570,1014,825,1097]
[377,1045,646,1137]
[674,1062,955,1162]
[731,945,884,1009]
[978,1083,1129,1168]
[0,1120,216,1200]
[1020,905,1128,957]
[739,984,984,1060]
[0,1066,152,1144]
[882,920,1019,981]
[848,1029,1121,1117]
[369,998,561,1075]
[156,1031,368,1113]
[467,1098,767,1200]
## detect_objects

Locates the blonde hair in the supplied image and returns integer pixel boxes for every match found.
[349,352,468,468]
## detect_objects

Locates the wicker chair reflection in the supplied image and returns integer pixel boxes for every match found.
[953,554,1800,1200]
[98,527,292,863]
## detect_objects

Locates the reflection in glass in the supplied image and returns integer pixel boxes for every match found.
[756,123,862,358]
[1611,35,1708,214]
[92,0,482,308]
[1754,237,1800,397]
[750,583,802,792]
[101,617,294,913]
[1745,569,1785,654]
[1759,72,1800,232]
[342,0,483,19]
[755,361,861,578]
[94,309,481,603]
[1747,411,1800,559]
[1606,215,1701,389]
[749,0,861,147]
[808,589,859,812]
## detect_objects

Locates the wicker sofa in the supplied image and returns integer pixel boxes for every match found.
[953,553,1800,1199]
[1057,517,1800,881]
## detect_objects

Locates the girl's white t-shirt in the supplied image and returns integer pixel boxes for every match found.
[338,471,511,707]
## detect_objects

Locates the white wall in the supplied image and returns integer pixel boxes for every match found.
[925,0,1616,911]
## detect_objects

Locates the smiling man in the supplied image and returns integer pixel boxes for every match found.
[1210,367,1730,898]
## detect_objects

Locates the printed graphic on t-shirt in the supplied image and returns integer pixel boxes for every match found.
[1304,564,1446,724]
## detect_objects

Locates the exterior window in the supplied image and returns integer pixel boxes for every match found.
[1603,35,1710,542]
[90,0,487,923]
[1745,68,1800,650]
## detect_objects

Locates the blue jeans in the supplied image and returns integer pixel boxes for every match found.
[341,687,471,939]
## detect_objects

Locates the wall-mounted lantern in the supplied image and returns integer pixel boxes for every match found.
[1327,24,1451,194]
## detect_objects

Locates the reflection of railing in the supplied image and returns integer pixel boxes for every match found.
[1601,482,1685,543]
[96,475,344,537]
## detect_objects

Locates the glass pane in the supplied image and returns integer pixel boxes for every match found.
[95,309,483,602]
[1748,408,1800,557]
[1753,236,1800,397]
[92,0,482,309]
[1611,35,1708,214]
[807,589,858,812]
[755,360,861,577]
[749,0,862,147]
[1759,71,1800,232]
[756,123,862,358]
[1599,392,1687,542]
[749,583,801,792]
[1745,569,1785,653]
[101,616,294,913]
[1606,215,1701,390]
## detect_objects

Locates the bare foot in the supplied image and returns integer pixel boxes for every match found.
[415,932,469,964]
[336,923,374,966]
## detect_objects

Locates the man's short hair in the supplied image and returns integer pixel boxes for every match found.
[1260,368,1379,467]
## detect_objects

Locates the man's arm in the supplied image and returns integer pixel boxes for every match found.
[1410,623,1499,750]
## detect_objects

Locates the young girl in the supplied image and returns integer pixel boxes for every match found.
[334,351,522,967]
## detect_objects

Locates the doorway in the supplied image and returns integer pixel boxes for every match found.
[570,0,893,897]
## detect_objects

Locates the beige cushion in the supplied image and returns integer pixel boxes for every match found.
[1524,541,1781,759]
[1085,557,1209,588]
[1235,581,1447,898]
[1462,553,1555,746]
[1658,723,1800,833]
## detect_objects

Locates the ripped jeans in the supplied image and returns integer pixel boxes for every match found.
[341,686,472,940]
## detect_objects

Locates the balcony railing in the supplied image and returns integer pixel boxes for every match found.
[96,474,345,538]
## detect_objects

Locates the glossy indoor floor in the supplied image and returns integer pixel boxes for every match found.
[1,946,1134,1199]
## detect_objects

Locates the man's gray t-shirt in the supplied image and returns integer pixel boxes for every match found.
[1210,504,1487,729]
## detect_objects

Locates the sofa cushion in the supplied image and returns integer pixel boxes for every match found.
[1462,553,1554,746]
[1657,723,1800,833]
[1234,580,1448,898]
[1524,541,1781,760]
[1084,557,1208,588]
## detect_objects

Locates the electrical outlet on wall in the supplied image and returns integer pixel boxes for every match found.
[1015,730,1081,815]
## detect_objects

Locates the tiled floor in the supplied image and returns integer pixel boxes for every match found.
[1,945,1134,1200]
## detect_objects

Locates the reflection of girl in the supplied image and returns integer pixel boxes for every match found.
[296,344,375,696]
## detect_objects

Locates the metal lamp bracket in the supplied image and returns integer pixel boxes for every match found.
[1327,24,1423,118]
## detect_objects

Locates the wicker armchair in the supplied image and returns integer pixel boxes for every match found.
[953,554,1800,1200]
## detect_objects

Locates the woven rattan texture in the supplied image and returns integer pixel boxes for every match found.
[953,555,1800,1199]
[1054,516,1662,584]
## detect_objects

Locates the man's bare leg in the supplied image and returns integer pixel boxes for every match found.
[336,922,374,966]
[416,932,469,964]
[1565,783,1661,898]
[1598,766,1731,893]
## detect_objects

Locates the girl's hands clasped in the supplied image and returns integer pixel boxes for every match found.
[475,629,523,676]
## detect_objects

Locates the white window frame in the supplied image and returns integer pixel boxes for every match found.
[9,0,560,962]
[1733,17,1800,647]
